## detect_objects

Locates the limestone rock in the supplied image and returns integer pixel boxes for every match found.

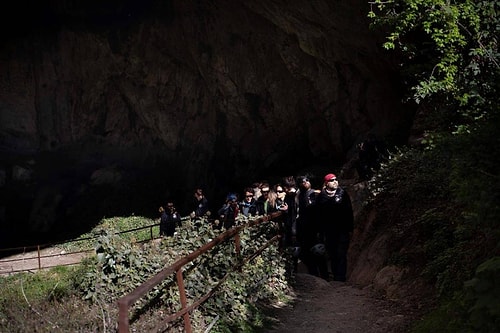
[0,0,414,244]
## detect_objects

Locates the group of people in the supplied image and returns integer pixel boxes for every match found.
[215,181,287,229]
[280,173,354,282]
[158,172,354,282]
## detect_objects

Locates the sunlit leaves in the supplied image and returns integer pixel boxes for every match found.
[369,0,499,130]
[76,215,289,331]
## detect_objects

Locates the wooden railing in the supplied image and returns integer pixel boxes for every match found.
[117,211,282,333]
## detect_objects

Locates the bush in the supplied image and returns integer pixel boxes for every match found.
[0,214,291,332]
[368,119,500,332]
[464,257,500,332]
[76,215,291,332]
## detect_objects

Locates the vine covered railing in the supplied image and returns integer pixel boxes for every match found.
[117,211,283,333]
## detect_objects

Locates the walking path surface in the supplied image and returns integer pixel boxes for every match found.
[266,272,412,333]
[1,249,415,332]
[0,247,90,275]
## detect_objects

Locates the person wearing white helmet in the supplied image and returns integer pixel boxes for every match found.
[317,173,354,282]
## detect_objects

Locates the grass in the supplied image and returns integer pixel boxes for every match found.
[0,266,110,333]
[1,214,292,332]
[59,215,161,252]
[0,216,162,333]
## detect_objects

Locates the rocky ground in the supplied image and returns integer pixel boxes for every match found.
[265,271,415,333]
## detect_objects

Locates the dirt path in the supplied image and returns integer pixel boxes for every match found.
[1,249,414,332]
[266,272,412,333]
[0,247,91,275]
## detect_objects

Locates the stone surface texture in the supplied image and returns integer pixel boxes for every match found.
[0,1,414,243]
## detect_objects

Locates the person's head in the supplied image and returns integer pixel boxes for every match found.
[252,182,262,199]
[324,173,338,190]
[268,189,278,206]
[226,193,238,204]
[166,201,176,213]
[274,184,285,200]
[283,176,297,194]
[194,188,203,198]
[259,183,270,199]
[243,187,254,202]
[299,176,311,190]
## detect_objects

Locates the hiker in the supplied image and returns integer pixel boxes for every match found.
[280,176,300,268]
[252,181,265,200]
[296,176,328,280]
[190,187,209,218]
[317,173,354,282]
[239,187,257,217]
[281,176,298,251]
[255,182,272,215]
[217,193,239,229]
[160,201,182,237]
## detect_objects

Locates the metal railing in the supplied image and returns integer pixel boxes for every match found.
[117,211,282,333]
[0,222,165,274]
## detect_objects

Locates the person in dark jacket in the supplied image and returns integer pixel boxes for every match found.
[317,173,354,282]
[239,187,257,217]
[160,202,182,237]
[218,193,239,229]
[281,176,299,272]
[281,177,297,247]
[191,187,209,218]
[296,176,328,280]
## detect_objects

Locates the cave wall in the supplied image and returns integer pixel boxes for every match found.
[0,0,414,245]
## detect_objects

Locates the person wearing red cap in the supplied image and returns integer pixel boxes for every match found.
[317,173,354,282]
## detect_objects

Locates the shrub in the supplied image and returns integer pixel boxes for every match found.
[76,215,290,332]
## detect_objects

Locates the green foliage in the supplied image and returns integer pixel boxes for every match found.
[369,143,451,203]
[368,121,499,330]
[368,0,499,126]
[411,295,471,333]
[464,257,500,332]
[76,228,165,304]
[0,267,77,307]
[76,215,290,332]
[367,3,499,330]
[1,214,290,332]
[449,117,500,230]
[60,215,160,252]
[0,267,89,332]
[413,257,500,333]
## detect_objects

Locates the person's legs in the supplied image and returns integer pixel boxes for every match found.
[317,255,329,280]
[325,233,336,279]
[301,248,319,276]
[333,232,350,281]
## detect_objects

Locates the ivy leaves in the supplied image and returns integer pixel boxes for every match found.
[368,0,499,124]
[77,216,289,331]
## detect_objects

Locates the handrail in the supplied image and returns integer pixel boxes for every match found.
[0,215,215,274]
[0,221,166,274]
[0,221,166,254]
[117,211,282,333]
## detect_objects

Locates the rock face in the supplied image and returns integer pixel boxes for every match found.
[0,0,414,245]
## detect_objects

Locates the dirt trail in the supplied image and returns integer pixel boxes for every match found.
[0,247,90,275]
[1,249,414,332]
[266,273,412,333]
